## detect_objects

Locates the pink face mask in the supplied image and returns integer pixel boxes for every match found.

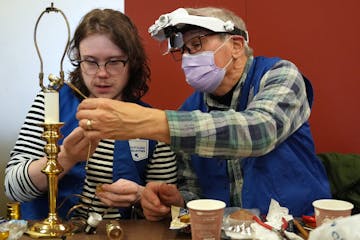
[181,38,232,93]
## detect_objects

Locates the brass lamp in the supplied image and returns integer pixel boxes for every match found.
[26,3,74,238]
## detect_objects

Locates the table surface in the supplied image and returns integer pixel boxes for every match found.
[20,219,191,240]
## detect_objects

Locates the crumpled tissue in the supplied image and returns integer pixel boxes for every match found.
[251,199,303,240]
[308,213,360,240]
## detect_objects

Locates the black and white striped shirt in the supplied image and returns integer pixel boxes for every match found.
[5,92,177,219]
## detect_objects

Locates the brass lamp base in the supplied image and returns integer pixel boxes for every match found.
[26,216,74,239]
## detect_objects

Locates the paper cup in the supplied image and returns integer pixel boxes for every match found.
[312,199,353,226]
[187,199,226,240]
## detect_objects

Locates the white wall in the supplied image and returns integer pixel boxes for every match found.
[0,0,124,217]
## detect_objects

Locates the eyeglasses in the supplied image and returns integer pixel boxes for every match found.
[78,59,128,75]
[171,33,219,61]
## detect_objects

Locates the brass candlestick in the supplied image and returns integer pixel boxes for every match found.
[26,123,73,238]
[26,3,74,238]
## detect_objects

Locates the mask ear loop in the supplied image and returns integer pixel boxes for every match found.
[211,35,234,70]
[213,34,233,54]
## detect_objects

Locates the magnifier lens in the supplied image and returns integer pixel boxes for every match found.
[170,32,184,49]
[159,32,184,55]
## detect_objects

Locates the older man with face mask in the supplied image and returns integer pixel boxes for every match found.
[76,7,331,219]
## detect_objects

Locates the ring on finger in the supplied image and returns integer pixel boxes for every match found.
[86,119,93,130]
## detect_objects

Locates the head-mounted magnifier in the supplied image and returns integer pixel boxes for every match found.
[149,8,249,55]
[159,30,184,55]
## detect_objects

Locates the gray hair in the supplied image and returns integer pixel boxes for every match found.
[185,7,253,56]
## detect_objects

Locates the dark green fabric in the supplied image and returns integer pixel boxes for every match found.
[317,152,360,214]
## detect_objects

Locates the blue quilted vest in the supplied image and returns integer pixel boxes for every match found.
[179,56,331,216]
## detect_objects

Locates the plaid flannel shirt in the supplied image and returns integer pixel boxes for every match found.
[166,56,311,206]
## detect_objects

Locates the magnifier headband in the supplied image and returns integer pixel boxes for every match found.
[149,8,249,52]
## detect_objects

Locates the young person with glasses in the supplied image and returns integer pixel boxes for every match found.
[76,7,331,218]
[5,8,177,221]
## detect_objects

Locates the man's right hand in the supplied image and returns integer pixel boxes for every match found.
[141,182,184,221]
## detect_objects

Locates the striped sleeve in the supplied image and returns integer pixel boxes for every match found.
[4,92,46,202]
[145,142,177,184]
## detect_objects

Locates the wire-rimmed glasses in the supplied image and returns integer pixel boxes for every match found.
[170,32,219,61]
[78,59,128,75]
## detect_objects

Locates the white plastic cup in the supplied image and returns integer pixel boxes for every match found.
[187,199,226,240]
[312,199,354,226]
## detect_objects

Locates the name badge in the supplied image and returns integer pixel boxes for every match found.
[129,139,149,161]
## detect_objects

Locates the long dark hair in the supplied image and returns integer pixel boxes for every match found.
[67,9,150,101]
